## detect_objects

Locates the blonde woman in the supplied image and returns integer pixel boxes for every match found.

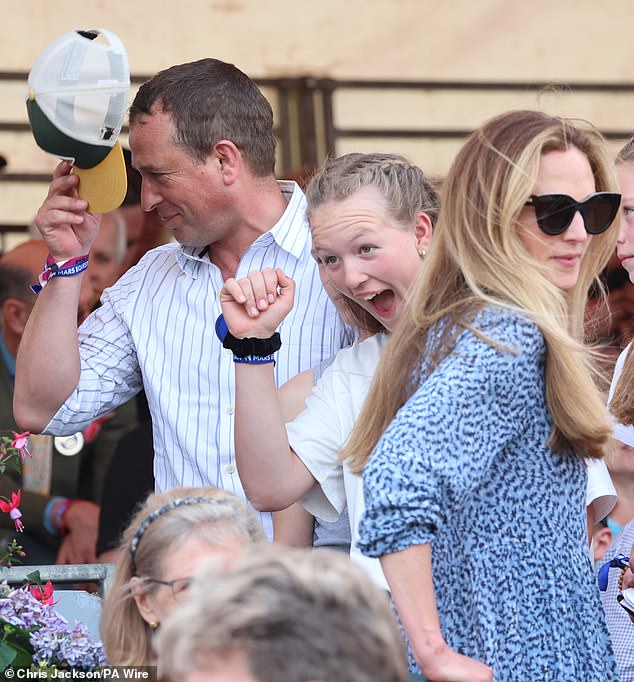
[352,111,620,681]
[607,138,634,436]
[100,486,265,665]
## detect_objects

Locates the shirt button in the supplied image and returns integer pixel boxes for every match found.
[226,406,235,415]
[225,464,236,474]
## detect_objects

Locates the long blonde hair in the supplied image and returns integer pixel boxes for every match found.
[100,486,265,665]
[345,110,619,473]
[607,136,634,424]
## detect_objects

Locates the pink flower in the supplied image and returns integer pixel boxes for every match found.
[10,432,30,462]
[0,491,24,532]
[30,581,54,605]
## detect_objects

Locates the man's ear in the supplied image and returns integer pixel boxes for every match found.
[414,211,433,257]
[2,298,32,336]
[593,526,613,563]
[130,576,160,626]
[213,140,241,186]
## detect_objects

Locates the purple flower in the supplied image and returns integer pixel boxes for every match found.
[0,581,106,669]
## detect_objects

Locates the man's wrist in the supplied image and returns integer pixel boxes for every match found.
[44,496,69,536]
[44,497,84,536]
[31,254,89,294]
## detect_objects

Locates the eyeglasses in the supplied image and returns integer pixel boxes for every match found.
[525,192,621,236]
[144,576,191,601]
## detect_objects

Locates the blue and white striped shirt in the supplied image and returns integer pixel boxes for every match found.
[45,181,347,537]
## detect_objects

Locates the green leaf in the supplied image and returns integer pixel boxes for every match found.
[4,460,22,475]
[0,640,17,671]
[9,640,33,668]
[24,571,41,585]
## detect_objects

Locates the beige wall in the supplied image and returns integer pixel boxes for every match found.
[4,0,634,80]
[3,0,634,247]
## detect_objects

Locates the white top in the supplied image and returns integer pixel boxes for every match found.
[586,458,616,523]
[609,343,634,448]
[45,181,347,538]
[285,333,389,589]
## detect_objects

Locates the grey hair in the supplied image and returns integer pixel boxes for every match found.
[157,546,409,682]
[129,58,276,175]
[100,486,265,666]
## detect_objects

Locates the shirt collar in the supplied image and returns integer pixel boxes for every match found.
[265,180,310,259]
[175,180,309,276]
[0,333,15,383]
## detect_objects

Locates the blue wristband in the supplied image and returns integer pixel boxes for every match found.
[31,255,89,294]
[233,354,276,365]
[43,496,68,536]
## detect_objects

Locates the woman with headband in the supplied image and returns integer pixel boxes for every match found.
[100,486,265,665]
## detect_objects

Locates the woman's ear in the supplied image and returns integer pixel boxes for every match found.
[130,576,159,626]
[414,212,433,257]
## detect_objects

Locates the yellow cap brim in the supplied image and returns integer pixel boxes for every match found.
[73,140,127,214]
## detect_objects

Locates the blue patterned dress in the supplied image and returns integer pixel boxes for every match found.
[358,307,618,681]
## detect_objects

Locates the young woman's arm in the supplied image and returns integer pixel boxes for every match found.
[221,269,317,511]
[273,505,314,547]
[272,368,322,545]
[381,546,493,681]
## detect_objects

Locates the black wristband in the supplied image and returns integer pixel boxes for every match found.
[222,330,282,358]
[215,314,282,359]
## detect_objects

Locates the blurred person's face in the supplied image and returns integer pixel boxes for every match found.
[617,162,634,283]
[88,213,122,297]
[77,274,97,325]
[609,440,634,477]
[118,204,170,275]
[133,534,244,625]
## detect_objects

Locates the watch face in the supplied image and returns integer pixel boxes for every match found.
[54,433,84,457]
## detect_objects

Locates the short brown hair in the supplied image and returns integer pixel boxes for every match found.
[129,58,276,176]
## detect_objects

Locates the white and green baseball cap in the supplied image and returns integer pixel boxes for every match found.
[26,28,130,214]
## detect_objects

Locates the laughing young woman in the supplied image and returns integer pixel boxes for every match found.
[218,153,438,595]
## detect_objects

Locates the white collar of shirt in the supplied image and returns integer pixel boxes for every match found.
[175,180,308,277]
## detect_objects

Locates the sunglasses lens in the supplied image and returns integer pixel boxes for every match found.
[530,193,621,236]
[532,195,575,235]
[582,193,620,235]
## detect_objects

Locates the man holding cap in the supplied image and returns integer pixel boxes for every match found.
[14,53,346,538]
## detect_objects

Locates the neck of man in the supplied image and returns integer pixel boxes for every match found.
[208,177,290,280]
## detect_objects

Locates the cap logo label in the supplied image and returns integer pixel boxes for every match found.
[101,126,115,141]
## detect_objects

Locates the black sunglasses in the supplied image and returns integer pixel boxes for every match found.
[525,192,621,236]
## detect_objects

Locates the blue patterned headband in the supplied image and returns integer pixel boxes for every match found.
[129,496,230,575]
